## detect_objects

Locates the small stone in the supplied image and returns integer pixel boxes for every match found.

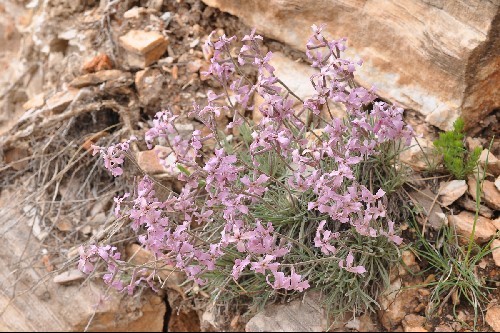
[466,137,483,151]
[53,269,86,284]
[448,211,497,244]
[479,149,500,176]
[135,68,164,106]
[245,292,327,332]
[491,239,500,267]
[486,305,500,332]
[123,6,146,19]
[345,314,376,331]
[483,180,500,210]
[55,219,73,232]
[495,176,500,191]
[434,324,454,332]
[125,244,184,295]
[4,144,30,171]
[46,88,79,113]
[468,177,500,210]
[439,180,467,206]
[189,38,200,48]
[171,64,178,80]
[186,59,202,73]
[136,146,176,175]
[457,196,493,219]
[492,217,500,231]
[378,278,420,330]
[119,30,169,68]
[409,188,446,230]
[402,314,427,332]
[400,137,439,172]
[70,69,132,88]
[22,93,45,110]
[82,54,113,73]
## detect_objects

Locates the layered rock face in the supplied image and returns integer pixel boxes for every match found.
[202,0,499,131]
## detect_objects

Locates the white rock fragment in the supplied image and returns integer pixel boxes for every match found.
[439,180,467,206]
[53,269,86,284]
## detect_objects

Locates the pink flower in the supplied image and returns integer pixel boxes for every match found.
[339,252,366,274]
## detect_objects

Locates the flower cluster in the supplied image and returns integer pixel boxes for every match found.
[91,136,136,177]
[82,25,413,300]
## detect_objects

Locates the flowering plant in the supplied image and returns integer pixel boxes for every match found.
[80,24,414,315]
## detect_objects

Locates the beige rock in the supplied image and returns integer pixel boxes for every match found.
[123,6,147,19]
[492,217,500,231]
[53,269,86,284]
[448,211,497,244]
[491,239,500,268]
[495,176,500,191]
[468,178,500,210]
[486,305,500,332]
[186,59,202,73]
[82,54,113,73]
[402,314,427,332]
[125,244,185,295]
[400,137,439,172]
[378,278,420,330]
[434,324,454,332]
[70,70,132,88]
[4,144,30,171]
[135,68,165,106]
[457,196,493,219]
[466,137,484,151]
[136,146,177,175]
[344,314,377,331]
[119,30,169,68]
[46,88,79,113]
[0,192,166,332]
[409,188,446,230]
[245,293,327,332]
[483,180,500,210]
[479,149,500,176]
[439,180,467,206]
[202,0,499,131]
[22,93,45,110]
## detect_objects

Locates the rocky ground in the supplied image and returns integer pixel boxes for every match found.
[0,0,499,332]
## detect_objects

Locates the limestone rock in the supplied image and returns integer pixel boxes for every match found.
[136,146,176,175]
[125,244,185,295]
[378,278,420,330]
[468,178,500,211]
[46,88,79,113]
[448,211,497,244]
[0,192,166,332]
[53,269,86,284]
[252,52,345,123]
[202,0,500,131]
[82,54,113,74]
[480,149,500,176]
[135,68,165,106]
[439,180,467,206]
[409,188,446,230]
[486,305,500,332]
[70,70,133,88]
[402,314,427,332]
[483,180,500,210]
[400,137,439,171]
[22,93,45,111]
[245,293,327,332]
[119,30,169,68]
[457,196,493,219]
[491,239,500,268]
[492,217,500,231]
[495,175,500,191]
